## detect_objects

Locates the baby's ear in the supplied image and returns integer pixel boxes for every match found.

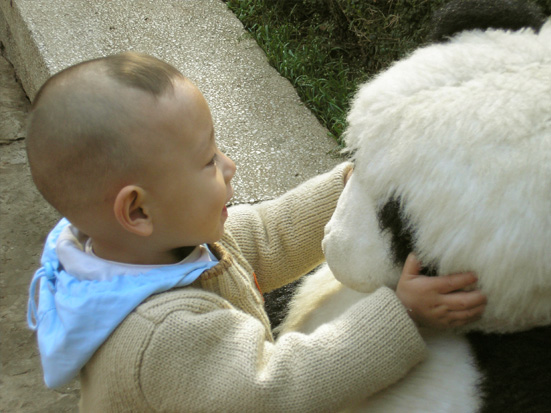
[113,185,153,237]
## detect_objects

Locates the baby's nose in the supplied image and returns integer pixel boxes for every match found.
[221,152,236,182]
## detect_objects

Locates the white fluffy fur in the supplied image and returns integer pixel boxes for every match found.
[324,21,551,333]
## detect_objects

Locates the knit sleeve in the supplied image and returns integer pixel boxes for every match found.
[224,162,353,293]
[129,287,426,413]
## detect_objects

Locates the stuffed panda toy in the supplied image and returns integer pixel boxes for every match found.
[275,1,551,411]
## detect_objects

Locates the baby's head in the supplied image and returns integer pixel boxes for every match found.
[27,52,236,264]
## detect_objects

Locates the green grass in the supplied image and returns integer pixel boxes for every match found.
[225,0,366,143]
[224,0,551,144]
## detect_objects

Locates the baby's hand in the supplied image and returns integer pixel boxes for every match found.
[396,253,487,328]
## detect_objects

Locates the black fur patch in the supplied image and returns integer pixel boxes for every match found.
[429,0,546,43]
[377,198,414,265]
[467,326,551,412]
[264,279,302,333]
[377,196,438,277]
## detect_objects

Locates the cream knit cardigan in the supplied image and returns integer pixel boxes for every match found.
[79,163,426,412]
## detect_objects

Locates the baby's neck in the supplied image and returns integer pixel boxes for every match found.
[90,239,196,266]
[170,246,196,262]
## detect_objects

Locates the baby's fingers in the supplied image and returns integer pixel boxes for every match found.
[442,290,487,311]
[436,272,479,294]
[448,304,487,327]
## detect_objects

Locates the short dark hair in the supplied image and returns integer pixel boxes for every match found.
[27,52,185,216]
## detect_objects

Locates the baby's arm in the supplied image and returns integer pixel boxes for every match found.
[225,162,353,293]
[117,288,425,413]
[396,253,487,328]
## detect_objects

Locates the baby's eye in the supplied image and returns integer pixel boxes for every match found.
[207,154,218,166]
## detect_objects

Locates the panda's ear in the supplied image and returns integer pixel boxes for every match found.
[428,0,546,43]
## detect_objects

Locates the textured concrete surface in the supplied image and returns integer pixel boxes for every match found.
[1,0,344,411]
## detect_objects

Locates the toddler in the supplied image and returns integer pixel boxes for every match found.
[26,52,486,412]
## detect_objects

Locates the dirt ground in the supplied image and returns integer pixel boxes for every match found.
[0,55,80,411]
